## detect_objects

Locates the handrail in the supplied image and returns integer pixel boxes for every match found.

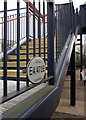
[0,13,32,24]
[0,35,33,60]
[55,28,79,85]
[0,6,46,53]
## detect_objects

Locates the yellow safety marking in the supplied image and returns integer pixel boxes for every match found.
[0,60,48,67]
[15,49,47,53]
[8,54,48,59]
[0,62,26,67]
[15,49,33,53]
[0,70,26,77]
[36,38,48,41]
[21,44,48,49]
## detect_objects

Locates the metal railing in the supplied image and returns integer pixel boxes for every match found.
[0,1,80,119]
[0,7,47,53]
[0,1,50,103]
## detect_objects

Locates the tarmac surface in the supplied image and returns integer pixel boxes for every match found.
[51,69,86,119]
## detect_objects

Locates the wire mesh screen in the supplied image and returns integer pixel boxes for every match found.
[80,5,86,28]
[55,3,74,60]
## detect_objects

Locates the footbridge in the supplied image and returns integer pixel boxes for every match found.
[0,0,86,119]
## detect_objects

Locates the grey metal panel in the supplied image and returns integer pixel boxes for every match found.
[80,5,86,28]
[55,3,74,58]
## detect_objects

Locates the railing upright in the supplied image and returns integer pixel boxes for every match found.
[47,2,55,85]
[26,2,29,87]
[33,1,36,57]
[43,0,46,62]
[13,15,15,45]
[17,1,20,91]
[3,1,7,96]
[38,1,41,57]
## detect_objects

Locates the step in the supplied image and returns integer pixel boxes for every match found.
[11,52,48,56]
[15,49,48,54]
[8,54,48,60]
[8,59,27,62]
[28,43,48,45]
[14,51,48,55]
[0,70,26,77]
[15,49,33,54]
[20,47,48,50]
[21,44,48,49]
[8,55,34,59]
[0,70,48,78]
[0,66,26,70]
[0,61,27,67]
[36,38,48,40]
[0,61,48,67]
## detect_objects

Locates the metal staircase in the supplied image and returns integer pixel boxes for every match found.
[0,38,48,80]
[0,1,86,119]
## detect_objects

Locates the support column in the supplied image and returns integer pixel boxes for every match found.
[70,43,76,106]
[47,2,55,85]
[4,1,7,96]
[80,29,83,80]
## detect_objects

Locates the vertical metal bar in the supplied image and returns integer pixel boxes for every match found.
[80,29,83,80]
[3,1,7,96]
[21,14,22,40]
[13,15,14,45]
[33,1,36,56]
[21,14,22,39]
[38,1,41,56]
[15,14,17,42]
[43,1,45,62]
[56,6,58,61]
[47,2,54,85]
[17,1,20,91]
[10,15,11,48]
[70,43,76,106]
[2,17,4,52]
[7,16,9,49]
[23,13,26,37]
[26,2,29,87]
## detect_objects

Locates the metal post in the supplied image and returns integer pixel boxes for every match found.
[3,1,7,96]
[47,2,54,85]
[13,15,14,45]
[56,5,58,61]
[43,1,45,62]
[80,29,83,80]
[33,1,36,57]
[10,15,11,48]
[7,16,9,49]
[70,43,76,106]
[26,2,29,87]
[38,1,41,57]
[17,1,20,91]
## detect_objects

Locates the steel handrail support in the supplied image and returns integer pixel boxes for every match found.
[55,27,79,85]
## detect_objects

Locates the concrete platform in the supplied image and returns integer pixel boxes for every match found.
[52,69,86,118]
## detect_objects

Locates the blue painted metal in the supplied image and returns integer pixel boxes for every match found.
[38,1,41,57]
[80,29,83,80]
[33,1,36,57]
[3,1,7,96]
[47,2,54,85]
[17,1,20,91]
[43,1,46,62]
[70,43,76,106]
[1,1,84,118]
[26,2,29,87]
